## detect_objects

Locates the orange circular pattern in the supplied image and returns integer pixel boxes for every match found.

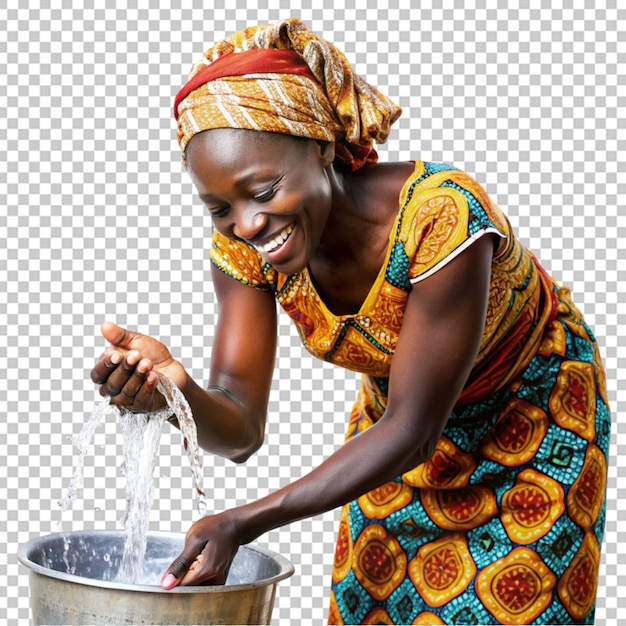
[558,532,600,620]
[480,398,548,466]
[493,565,540,612]
[476,547,556,624]
[360,541,395,584]
[501,469,565,544]
[424,547,460,590]
[353,524,407,601]
[593,342,609,407]
[409,534,476,608]
[332,508,353,583]
[358,480,413,519]
[549,361,596,441]
[421,486,497,531]
[402,436,476,489]
[568,444,607,530]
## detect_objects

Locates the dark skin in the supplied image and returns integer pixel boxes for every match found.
[91,128,496,588]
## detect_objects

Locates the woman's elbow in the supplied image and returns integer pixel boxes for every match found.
[228,429,265,464]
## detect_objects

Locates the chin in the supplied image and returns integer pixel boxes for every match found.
[272,259,308,275]
[267,247,310,274]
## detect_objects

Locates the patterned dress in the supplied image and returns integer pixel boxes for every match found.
[210,161,610,625]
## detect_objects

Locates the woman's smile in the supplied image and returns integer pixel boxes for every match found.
[253,222,295,255]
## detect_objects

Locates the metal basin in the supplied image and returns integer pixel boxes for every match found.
[18,530,294,625]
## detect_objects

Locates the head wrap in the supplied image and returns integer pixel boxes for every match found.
[174,18,402,172]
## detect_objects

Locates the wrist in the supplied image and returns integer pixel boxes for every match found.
[232,500,272,545]
[231,495,284,546]
[229,508,246,545]
[179,368,197,399]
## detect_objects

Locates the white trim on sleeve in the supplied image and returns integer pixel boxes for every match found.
[408,228,507,285]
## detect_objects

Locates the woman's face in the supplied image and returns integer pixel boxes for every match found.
[185,128,335,275]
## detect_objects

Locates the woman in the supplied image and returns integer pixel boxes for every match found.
[91,19,610,625]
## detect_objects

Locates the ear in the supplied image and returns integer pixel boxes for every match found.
[317,140,335,167]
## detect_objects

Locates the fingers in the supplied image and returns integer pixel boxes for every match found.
[91,323,171,413]
[161,548,229,589]
[91,350,123,386]
[132,369,160,412]
[91,319,139,388]
[179,543,230,586]
[91,350,160,412]
[101,351,144,397]
[161,517,238,589]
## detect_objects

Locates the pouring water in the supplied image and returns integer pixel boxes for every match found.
[58,375,205,584]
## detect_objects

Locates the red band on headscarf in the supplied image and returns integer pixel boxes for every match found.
[173,48,318,120]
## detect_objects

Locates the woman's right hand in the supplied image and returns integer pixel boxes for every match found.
[91,322,188,414]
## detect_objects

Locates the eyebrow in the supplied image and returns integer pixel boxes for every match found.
[199,192,221,203]
[232,173,257,189]
[233,172,283,189]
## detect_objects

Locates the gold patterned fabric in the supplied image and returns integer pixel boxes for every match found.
[174,18,401,171]
[210,161,547,393]
[210,160,610,624]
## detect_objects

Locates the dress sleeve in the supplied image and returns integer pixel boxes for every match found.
[209,229,275,289]
[398,162,510,284]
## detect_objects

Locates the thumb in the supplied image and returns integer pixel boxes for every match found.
[160,570,180,591]
[160,542,202,590]
[101,321,137,349]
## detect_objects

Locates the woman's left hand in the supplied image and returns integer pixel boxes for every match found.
[161,510,240,588]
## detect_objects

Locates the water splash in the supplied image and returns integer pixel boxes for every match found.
[116,409,167,583]
[58,375,205,583]
[156,376,206,516]
[57,398,112,519]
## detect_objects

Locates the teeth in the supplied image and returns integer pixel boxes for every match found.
[257,224,294,254]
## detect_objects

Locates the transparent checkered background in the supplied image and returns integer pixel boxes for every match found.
[1,1,624,624]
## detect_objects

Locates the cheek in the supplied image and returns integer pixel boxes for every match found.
[286,184,330,228]
[295,167,332,208]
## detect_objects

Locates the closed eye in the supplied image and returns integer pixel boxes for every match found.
[207,205,230,218]
[253,177,283,203]
[253,188,276,202]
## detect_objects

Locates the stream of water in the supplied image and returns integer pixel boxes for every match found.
[58,375,205,583]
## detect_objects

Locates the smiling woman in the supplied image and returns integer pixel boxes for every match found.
[91,17,611,626]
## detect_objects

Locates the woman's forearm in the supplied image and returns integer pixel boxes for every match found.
[232,413,435,544]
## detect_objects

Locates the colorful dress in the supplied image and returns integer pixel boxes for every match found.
[210,161,610,625]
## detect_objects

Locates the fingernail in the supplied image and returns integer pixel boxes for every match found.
[127,351,139,364]
[161,573,177,590]
[110,352,122,364]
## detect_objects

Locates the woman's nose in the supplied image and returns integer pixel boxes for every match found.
[232,204,269,242]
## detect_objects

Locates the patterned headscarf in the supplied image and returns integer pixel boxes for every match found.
[174,18,402,171]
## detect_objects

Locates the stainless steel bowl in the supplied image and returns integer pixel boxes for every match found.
[18,530,294,625]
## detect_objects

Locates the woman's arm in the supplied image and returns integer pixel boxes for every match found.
[162,233,496,587]
[186,266,278,461]
[91,264,278,463]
